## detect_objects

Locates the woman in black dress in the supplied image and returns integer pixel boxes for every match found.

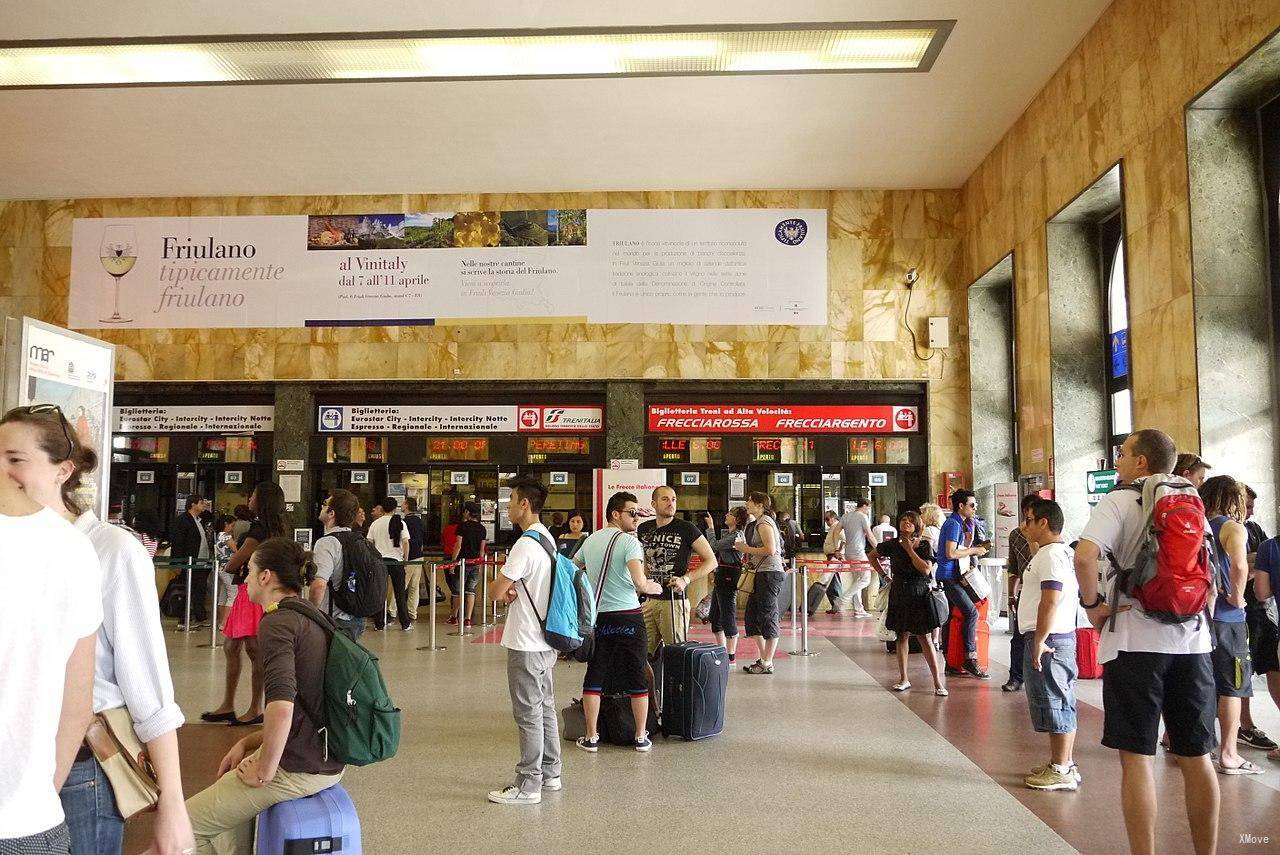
[873,510,947,696]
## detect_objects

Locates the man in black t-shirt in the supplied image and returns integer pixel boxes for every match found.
[449,502,489,628]
[637,486,718,655]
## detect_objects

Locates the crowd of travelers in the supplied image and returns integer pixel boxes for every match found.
[3,401,1275,854]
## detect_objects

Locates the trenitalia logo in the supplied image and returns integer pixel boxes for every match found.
[647,404,920,434]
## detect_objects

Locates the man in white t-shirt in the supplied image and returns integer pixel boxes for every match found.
[837,499,878,616]
[872,514,898,542]
[0,475,103,852]
[1075,429,1218,855]
[487,476,560,806]
[1017,499,1080,792]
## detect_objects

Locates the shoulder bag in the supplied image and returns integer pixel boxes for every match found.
[84,708,160,820]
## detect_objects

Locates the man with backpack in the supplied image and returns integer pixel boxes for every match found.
[487,476,561,805]
[309,489,388,640]
[1074,429,1219,855]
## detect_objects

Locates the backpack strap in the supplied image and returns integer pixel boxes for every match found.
[594,531,624,612]
[274,599,333,739]
[517,530,557,626]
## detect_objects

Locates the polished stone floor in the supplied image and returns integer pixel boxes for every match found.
[128,604,1280,854]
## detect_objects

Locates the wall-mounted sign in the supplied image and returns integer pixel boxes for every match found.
[610,459,639,470]
[868,472,889,487]
[994,482,1019,559]
[680,472,700,486]
[1110,329,1129,379]
[318,404,603,433]
[450,470,470,485]
[549,471,569,486]
[729,476,746,500]
[293,528,313,547]
[280,474,302,503]
[648,404,920,434]
[773,472,794,487]
[1087,469,1119,506]
[70,209,827,330]
[113,405,274,433]
[350,470,370,484]
[136,470,155,484]
[224,470,243,484]
[276,459,304,472]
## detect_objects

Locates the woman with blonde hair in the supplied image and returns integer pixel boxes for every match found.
[918,503,944,553]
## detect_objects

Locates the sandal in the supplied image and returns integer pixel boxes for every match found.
[744,661,773,675]
[934,687,949,696]
[1218,760,1264,775]
[891,682,911,692]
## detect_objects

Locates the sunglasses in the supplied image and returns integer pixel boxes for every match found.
[622,509,640,518]
[16,404,73,462]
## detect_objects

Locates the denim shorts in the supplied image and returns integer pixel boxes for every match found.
[1022,632,1078,734]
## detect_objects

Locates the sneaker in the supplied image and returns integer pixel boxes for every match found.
[542,777,562,792]
[635,732,652,752]
[853,610,872,619]
[727,654,736,663]
[446,615,459,626]
[963,659,991,680]
[944,666,965,677]
[575,736,599,753]
[1001,679,1023,692]
[1031,763,1082,783]
[464,619,474,628]
[1239,727,1279,751]
[487,786,541,805]
[1024,764,1079,791]
[401,623,414,631]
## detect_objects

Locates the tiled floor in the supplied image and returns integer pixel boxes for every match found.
[126,605,1280,854]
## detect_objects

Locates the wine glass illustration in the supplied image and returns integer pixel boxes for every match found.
[99,225,137,323]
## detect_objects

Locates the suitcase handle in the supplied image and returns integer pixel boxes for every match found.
[283,837,341,854]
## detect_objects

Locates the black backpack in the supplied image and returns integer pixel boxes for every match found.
[325,530,390,618]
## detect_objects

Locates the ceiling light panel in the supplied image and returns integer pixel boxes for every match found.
[0,23,952,88]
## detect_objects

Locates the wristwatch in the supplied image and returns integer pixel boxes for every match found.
[1081,592,1106,609]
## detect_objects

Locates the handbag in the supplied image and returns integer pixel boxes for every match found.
[962,562,992,602]
[572,531,623,663]
[83,708,160,820]
[927,585,950,629]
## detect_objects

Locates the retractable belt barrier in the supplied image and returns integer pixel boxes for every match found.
[415,552,507,653]
[152,557,216,638]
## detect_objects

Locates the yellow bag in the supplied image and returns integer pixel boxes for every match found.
[84,708,160,820]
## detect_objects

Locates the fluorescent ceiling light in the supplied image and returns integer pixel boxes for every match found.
[0,22,953,88]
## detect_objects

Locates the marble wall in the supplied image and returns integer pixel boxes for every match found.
[961,0,1280,478]
[968,255,1016,532]
[0,189,972,479]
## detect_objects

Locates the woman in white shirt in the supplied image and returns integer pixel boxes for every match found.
[0,406,194,855]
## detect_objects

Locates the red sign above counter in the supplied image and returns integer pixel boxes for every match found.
[647,404,920,434]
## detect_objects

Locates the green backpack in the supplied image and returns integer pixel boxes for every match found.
[278,599,401,767]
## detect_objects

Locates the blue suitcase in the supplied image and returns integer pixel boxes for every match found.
[256,784,361,855]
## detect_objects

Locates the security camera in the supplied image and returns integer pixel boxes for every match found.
[905,268,919,286]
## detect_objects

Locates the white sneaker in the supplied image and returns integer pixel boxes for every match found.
[487,785,541,805]
[542,777,562,792]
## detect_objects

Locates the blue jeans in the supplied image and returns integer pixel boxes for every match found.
[942,581,978,656]
[335,615,365,640]
[1009,604,1025,682]
[1022,632,1078,733]
[61,755,124,855]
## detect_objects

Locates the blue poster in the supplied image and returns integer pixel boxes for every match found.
[1111,329,1129,378]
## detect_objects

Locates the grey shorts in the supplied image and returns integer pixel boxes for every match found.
[745,571,784,639]
[1022,632,1078,734]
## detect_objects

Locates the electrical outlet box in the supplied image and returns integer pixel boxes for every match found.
[927,317,949,349]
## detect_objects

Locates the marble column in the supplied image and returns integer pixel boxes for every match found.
[273,382,314,533]
[605,381,645,463]
[1187,108,1276,533]
[968,255,1016,535]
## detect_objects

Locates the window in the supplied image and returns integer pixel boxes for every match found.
[1100,215,1131,460]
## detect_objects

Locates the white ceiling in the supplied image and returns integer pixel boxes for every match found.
[0,1,1112,199]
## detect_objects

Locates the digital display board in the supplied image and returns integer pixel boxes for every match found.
[754,437,815,464]
[527,436,590,463]
[659,437,723,465]
[428,437,490,462]
[848,437,911,465]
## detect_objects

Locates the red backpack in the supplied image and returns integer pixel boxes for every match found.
[1109,477,1217,626]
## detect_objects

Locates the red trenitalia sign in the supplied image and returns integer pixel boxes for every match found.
[647,404,920,434]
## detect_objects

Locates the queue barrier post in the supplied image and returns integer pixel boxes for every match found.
[417,561,446,652]
[201,556,221,649]
[791,557,817,656]
[182,556,195,632]
[478,555,494,629]
[789,561,799,637]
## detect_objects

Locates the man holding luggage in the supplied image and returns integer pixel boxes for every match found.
[938,489,990,679]
[637,486,717,654]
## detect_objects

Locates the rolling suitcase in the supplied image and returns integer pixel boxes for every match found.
[658,596,729,740]
[944,598,990,672]
[256,784,361,855]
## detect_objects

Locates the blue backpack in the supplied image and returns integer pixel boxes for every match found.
[518,530,595,654]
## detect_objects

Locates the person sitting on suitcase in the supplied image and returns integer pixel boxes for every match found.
[1017,499,1082,791]
[573,492,663,753]
[187,538,344,853]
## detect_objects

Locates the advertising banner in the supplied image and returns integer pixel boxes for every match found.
[317,404,603,433]
[647,403,920,434]
[114,405,274,432]
[13,318,115,520]
[592,468,667,530]
[69,209,827,329]
[993,482,1019,560]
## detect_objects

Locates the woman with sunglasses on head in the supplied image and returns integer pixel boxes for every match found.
[0,405,194,855]
[702,506,749,663]
[201,482,286,728]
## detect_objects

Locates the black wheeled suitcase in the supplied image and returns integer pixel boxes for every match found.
[658,596,729,740]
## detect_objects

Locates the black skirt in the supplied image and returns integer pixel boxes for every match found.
[884,577,942,636]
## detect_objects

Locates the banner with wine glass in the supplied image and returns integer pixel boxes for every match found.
[68,209,827,329]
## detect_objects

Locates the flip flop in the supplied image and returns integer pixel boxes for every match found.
[1218,760,1264,775]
